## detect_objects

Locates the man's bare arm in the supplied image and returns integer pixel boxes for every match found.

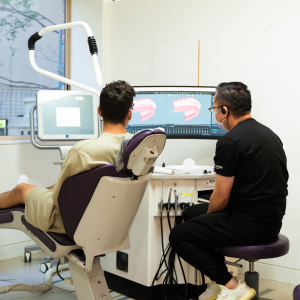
[208,174,235,213]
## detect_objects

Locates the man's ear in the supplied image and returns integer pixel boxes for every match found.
[128,110,133,121]
[97,106,102,117]
[222,106,229,117]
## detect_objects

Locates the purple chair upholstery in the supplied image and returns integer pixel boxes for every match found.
[0,205,25,224]
[0,205,25,213]
[123,129,166,168]
[294,285,300,300]
[47,232,76,246]
[0,212,13,224]
[0,205,75,248]
[21,215,56,252]
[58,165,132,241]
[216,234,290,260]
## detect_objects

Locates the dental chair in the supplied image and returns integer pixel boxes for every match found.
[0,129,166,300]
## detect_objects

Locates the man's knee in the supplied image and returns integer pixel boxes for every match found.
[183,206,193,221]
[14,183,29,203]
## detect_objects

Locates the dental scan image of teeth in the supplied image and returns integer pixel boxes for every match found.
[172,97,201,121]
[133,98,157,121]
[127,90,227,138]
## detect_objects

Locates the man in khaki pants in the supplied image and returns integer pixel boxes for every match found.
[0,80,135,234]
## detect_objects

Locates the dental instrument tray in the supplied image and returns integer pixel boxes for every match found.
[163,164,214,175]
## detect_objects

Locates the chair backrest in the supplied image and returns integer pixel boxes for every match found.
[59,165,132,241]
[58,129,166,271]
[123,129,166,176]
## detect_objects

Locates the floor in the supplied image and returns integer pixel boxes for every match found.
[0,251,296,300]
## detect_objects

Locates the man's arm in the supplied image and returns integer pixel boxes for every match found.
[207,174,235,213]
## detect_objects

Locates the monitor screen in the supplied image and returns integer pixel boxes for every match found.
[126,87,227,139]
[37,90,99,141]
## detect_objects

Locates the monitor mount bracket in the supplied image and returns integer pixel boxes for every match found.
[30,105,71,164]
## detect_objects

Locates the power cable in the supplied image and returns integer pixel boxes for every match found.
[56,259,65,281]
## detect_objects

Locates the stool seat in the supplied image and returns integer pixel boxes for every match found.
[294,285,300,300]
[216,234,289,260]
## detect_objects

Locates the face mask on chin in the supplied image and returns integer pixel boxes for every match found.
[213,109,227,131]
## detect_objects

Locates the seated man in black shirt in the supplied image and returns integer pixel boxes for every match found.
[169,82,288,300]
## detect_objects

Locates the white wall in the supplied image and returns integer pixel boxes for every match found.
[71,0,103,93]
[102,0,300,284]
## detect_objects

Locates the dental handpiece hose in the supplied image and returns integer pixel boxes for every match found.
[160,178,164,211]
[168,188,172,212]
[174,190,179,212]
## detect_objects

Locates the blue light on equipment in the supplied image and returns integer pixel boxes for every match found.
[66,135,69,138]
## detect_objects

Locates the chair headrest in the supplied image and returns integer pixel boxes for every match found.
[121,129,166,176]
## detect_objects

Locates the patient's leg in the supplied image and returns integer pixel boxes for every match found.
[0,183,37,209]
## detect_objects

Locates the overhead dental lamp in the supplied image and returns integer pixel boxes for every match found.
[28,21,102,97]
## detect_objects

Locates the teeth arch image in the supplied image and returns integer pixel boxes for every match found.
[133,98,157,121]
[172,97,201,121]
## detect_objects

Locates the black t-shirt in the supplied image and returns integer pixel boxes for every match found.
[214,118,288,223]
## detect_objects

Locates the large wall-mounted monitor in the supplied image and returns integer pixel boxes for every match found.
[37,90,99,141]
[126,87,227,139]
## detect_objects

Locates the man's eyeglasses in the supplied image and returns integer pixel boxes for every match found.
[208,106,221,115]
[129,103,135,111]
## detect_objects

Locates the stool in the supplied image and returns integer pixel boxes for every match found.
[294,285,300,300]
[216,234,290,300]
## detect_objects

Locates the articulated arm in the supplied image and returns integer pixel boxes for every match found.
[28,21,102,97]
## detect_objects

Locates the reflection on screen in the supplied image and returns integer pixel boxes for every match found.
[56,107,81,127]
[127,91,227,139]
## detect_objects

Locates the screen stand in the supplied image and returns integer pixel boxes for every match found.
[30,105,73,167]
[53,146,73,165]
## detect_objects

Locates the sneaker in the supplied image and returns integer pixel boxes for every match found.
[17,175,29,185]
[217,280,256,300]
[199,281,221,300]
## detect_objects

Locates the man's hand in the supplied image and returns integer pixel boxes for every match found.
[208,174,235,213]
[53,200,59,207]
[47,184,56,190]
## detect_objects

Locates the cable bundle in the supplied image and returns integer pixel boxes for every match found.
[150,211,205,300]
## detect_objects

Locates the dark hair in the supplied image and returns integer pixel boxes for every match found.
[100,80,136,124]
[215,82,252,117]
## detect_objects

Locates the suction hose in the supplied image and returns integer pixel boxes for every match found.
[45,263,74,292]
[0,284,51,294]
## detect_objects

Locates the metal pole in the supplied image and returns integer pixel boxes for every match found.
[249,262,255,273]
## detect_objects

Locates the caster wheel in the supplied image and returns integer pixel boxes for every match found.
[24,252,31,263]
[40,262,49,273]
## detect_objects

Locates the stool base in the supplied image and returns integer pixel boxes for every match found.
[245,271,259,300]
[245,271,273,300]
